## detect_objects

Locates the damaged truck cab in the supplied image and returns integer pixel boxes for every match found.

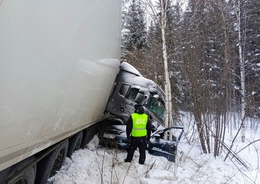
[101,62,166,134]
[99,62,184,162]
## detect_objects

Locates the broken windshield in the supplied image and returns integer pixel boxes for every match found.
[124,86,165,122]
[147,96,165,121]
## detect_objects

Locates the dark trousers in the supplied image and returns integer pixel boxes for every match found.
[125,137,147,164]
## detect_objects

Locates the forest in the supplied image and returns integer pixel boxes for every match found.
[121,0,260,156]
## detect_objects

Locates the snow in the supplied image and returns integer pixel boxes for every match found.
[48,114,260,184]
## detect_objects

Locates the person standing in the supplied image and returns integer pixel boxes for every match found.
[125,104,151,165]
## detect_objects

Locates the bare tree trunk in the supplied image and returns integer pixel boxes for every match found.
[235,0,246,142]
[194,111,207,154]
[160,0,173,129]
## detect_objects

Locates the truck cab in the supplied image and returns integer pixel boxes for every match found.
[101,62,166,134]
[99,62,184,162]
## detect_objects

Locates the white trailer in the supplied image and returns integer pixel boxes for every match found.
[0,0,121,183]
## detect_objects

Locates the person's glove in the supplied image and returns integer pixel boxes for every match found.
[127,136,131,144]
[146,138,150,144]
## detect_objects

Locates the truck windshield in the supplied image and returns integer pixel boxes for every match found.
[126,87,165,122]
[147,96,165,121]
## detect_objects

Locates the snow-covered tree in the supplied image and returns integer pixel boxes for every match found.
[121,0,147,74]
[120,0,260,156]
[122,0,147,51]
[243,0,260,119]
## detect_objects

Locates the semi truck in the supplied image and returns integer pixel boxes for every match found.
[0,0,122,183]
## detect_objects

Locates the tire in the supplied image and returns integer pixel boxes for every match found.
[0,157,36,184]
[36,140,69,184]
[67,131,83,158]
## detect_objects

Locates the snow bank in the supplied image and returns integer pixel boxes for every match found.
[49,113,260,184]
[48,131,260,184]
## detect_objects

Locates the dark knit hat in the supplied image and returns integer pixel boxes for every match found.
[134,104,144,113]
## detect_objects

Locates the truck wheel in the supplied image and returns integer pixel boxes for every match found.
[1,157,36,184]
[9,165,36,184]
[67,131,83,157]
[36,140,68,184]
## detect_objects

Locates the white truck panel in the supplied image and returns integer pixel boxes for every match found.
[0,0,121,171]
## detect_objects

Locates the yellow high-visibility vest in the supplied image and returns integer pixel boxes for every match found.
[131,113,148,137]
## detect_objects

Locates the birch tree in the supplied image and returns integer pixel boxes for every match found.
[146,0,173,129]
[161,0,173,129]
[232,0,246,142]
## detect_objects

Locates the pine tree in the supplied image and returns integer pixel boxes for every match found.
[121,0,147,72]
[145,21,165,87]
[122,0,147,51]
[244,0,260,118]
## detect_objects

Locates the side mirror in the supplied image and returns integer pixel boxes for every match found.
[135,93,147,104]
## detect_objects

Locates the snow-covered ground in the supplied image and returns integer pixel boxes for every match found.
[49,114,260,184]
